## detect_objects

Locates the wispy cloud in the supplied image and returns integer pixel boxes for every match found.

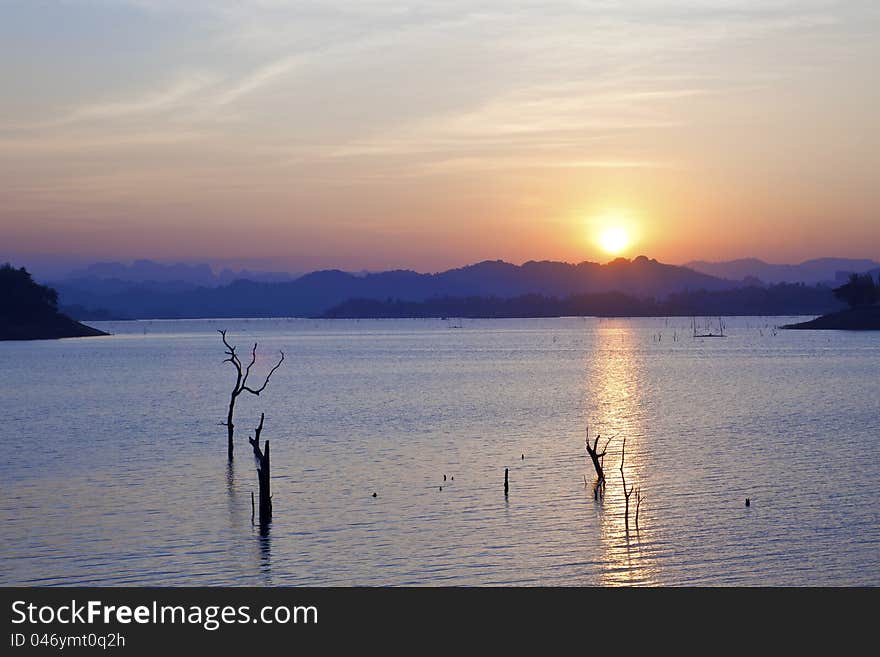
[419,156,671,174]
[0,130,205,154]
[66,74,217,122]
[212,55,304,106]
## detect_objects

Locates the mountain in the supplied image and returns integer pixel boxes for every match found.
[66,260,218,286]
[52,260,303,318]
[63,259,300,287]
[49,256,737,319]
[0,264,108,340]
[686,257,880,285]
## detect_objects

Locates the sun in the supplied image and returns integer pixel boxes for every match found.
[598,226,630,255]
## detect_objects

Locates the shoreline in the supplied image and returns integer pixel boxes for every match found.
[782,306,880,330]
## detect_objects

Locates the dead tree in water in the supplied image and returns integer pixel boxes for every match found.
[635,486,643,530]
[219,330,284,460]
[620,437,635,531]
[249,413,272,526]
[585,427,612,499]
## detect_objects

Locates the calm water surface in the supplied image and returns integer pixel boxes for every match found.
[1,317,878,585]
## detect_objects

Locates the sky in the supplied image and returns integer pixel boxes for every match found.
[1,0,878,273]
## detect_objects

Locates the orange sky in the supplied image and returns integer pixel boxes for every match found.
[1,1,878,272]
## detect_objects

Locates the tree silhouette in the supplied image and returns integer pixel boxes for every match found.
[833,273,877,308]
[219,330,284,461]
[1,263,59,317]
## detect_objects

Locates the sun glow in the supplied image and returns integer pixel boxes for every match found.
[598,226,630,255]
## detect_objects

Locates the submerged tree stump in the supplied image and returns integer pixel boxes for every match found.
[585,427,612,498]
[620,437,634,531]
[249,413,272,526]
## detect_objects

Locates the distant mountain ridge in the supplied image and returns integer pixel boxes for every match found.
[65,259,301,287]
[686,257,880,284]
[52,256,739,320]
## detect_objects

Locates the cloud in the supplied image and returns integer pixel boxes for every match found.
[69,74,217,122]
[0,130,205,155]
[212,55,304,106]
[418,156,671,174]
[0,74,220,134]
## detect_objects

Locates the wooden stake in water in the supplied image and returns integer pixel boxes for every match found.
[504,468,509,496]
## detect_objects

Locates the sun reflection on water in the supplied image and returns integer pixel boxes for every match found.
[585,322,660,585]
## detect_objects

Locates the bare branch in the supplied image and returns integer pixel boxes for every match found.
[219,330,243,386]
[219,330,236,358]
[242,343,258,388]
[599,435,614,469]
[242,351,285,396]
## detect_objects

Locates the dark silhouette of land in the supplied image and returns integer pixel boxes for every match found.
[48,256,749,319]
[9,254,874,321]
[783,272,880,330]
[323,283,843,319]
[0,264,107,340]
[782,306,880,330]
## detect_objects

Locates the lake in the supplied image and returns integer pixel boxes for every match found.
[1,317,878,586]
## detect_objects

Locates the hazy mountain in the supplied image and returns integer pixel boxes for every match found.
[52,256,737,319]
[686,257,880,284]
[216,268,301,284]
[62,260,301,287]
[66,260,217,286]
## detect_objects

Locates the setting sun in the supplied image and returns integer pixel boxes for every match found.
[598,226,631,255]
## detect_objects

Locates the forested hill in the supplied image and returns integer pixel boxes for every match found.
[0,264,107,340]
[323,283,844,319]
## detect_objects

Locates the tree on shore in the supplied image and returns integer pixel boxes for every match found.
[1,263,59,317]
[1,263,107,340]
[833,273,878,308]
[219,330,284,461]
